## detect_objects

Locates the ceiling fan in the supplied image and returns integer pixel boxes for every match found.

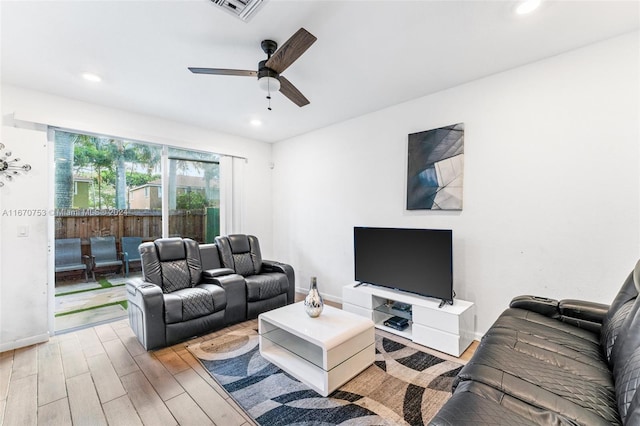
[189,28,317,109]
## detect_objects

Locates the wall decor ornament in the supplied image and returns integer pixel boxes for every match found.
[0,143,32,187]
[407,123,464,210]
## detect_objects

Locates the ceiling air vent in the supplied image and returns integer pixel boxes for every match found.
[210,0,268,22]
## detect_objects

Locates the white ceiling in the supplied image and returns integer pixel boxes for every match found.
[2,1,639,143]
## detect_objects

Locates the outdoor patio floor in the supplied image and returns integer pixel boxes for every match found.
[55,273,140,334]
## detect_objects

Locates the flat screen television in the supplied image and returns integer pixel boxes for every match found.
[354,227,453,305]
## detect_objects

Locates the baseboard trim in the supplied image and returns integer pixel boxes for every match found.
[296,287,342,305]
[0,332,50,352]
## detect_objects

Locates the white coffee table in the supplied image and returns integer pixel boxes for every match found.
[258,301,375,397]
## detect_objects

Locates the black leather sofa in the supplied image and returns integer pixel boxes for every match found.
[430,260,640,426]
[215,234,295,320]
[126,235,295,350]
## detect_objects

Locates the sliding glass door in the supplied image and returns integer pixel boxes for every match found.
[168,148,220,243]
[52,130,222,332]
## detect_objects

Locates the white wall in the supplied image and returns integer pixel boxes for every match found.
[0,125,50,351]
[0,85,274,351]
[272,32,640,337]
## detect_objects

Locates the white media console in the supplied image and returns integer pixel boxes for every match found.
[342,282,475,357]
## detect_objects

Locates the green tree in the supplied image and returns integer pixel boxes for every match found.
[176,191,208,210]
[135,144,162,175]
[127,171,160,188]
[74,137,112,208]
[73,136,160,209]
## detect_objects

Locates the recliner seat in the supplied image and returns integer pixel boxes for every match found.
[215,234,295,319]
[127,237,226,350]
[127,235,295,350]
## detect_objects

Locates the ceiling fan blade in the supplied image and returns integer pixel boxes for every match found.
[265,28,317,74]
[188,67,257,77]
[279,76,310,107]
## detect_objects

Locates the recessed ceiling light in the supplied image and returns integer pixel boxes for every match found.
[515,0,541,15]
[81,72,102,82]
[250,119,262,126]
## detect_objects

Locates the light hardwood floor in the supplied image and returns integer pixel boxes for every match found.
[0,297,478,425]
[1,318,258,426]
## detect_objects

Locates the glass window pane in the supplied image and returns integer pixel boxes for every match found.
[168,158,220,243]
[53,130,222,251]
[54,130,163,245]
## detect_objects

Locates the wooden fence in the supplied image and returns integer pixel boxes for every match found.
[55,209,211,256]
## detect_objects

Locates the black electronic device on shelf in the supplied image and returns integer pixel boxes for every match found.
[391,301,412,313]
[384,315,409,331]
[354,227,454,306]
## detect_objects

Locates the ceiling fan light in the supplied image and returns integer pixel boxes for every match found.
[258,76,280,92]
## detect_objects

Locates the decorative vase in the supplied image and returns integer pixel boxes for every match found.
[304,277,324,318]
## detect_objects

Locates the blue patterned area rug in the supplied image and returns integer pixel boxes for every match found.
[187,327,462,425]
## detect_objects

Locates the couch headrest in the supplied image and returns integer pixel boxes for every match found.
[228,234,251,254]
[155,237,187,261]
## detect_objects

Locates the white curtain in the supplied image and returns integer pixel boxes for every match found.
[219,156,246,236]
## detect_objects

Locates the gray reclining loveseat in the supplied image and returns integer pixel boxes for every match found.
[430,260,640,425]
[126,235,295,350]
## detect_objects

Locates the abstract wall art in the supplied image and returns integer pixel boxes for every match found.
[407,123,464,210]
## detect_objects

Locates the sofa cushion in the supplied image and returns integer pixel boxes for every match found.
[216,234,263,277]
[163,284,226,324]
[491,308,602,358]
[457,334,616,401]
[429,389,540,426]
[484,327,611,374]
[616,350,640,423]
[611,297,640,423]
[626,384,640,425]
[601,298,636,366]
[160,260,193,293]
[432,380,584,426]
[140,238,202,293]
[194,283,227,312]
[610,298,640,371]
[245,273,288,302]
[233,253,256,277]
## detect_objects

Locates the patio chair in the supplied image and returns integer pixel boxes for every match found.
[55,238,89,282]
[89,236,124,280]
[121,236,143,277]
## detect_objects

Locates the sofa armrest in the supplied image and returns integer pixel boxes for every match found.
[510,295,609,334]
[510,295,560,318]
[558,299,609,324]
[207,273,247,324]
[262,260,295,304]
[202,267,236,279]
[126,277,165,350]
[557,299,609,333]
[262,260,290,274]
[126,278,163,315]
